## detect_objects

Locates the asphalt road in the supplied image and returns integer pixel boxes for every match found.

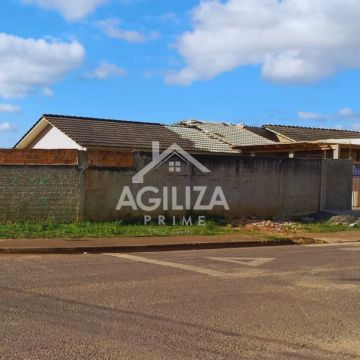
[1,243,360,360]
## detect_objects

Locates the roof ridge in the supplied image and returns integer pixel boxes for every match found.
[264,124,360,133]
[43,114,164,126]
[178,119,236,126]
[244,125,262,129]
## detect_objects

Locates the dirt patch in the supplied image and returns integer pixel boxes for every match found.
[316,338,360,357]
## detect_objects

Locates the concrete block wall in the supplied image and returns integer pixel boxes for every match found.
[0,166,81,222]
[84,153,353,221]
[320,160,353,210]
[0,149,134,223]
[0,149,353,223]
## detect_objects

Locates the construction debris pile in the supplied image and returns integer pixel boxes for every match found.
[231,218,301,232]
[327,215,360,227]
[231,214,360,232]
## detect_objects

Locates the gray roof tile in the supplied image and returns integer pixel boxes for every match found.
[167,126,238,153]
[179,120,275,146]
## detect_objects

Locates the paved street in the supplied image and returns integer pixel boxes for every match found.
[1,243,360,360]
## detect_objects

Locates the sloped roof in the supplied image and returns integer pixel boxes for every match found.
[179,120,275,146]
[166,126,238,153]
[264,124,360,142]
[244,125,279,142]
[15,114,238,153]
[21,115,360,153]
[46,115,190,150]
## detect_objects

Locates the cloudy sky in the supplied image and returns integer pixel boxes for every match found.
[1,0,360,147]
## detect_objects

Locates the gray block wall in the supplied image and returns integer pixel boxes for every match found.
[0,166,81,223]
[0,152,353,223]
[320,160,353,211]
[83,153,353,221]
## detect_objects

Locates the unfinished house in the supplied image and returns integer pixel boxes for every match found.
[1,115,353,222]
[176,121,360,209]
[235,125,360,209]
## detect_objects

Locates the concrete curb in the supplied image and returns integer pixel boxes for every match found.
[0,239,295,255]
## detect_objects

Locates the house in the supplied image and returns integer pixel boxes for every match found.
[4,114,355,221]
[15,115,360,164]
[235,124,360,210]
[176,121,360,207]
[253,124,360,143]
[15,114,240,154]
[178,119,276,147]
[14,115,277,154]
[233,124,360,163]
[175,121,360,164]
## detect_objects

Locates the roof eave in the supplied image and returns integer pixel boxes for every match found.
[232,141,336,152]
[14,115,86,150]
[14,115,49,149]
[263,126,297,143]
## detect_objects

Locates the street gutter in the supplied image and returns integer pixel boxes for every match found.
[0,239,295,254]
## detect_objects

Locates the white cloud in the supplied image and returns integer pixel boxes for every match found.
[86,62,126,80]
[337,108,360,128]
[298,111,325,121]
[351,124,360,131]
[167,0,360,85]
[297,107,360,130]
[22,0,108,21]
[145,12,182,25]
[0,104,22,113]
[338,108,360,119]
[0,33,85,98]
[97,18,160,43]
[42,87,54,96]
[0,122,17,133]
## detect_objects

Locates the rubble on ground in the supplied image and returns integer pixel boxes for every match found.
[327,215,360,226]
[231,217,301,232]
[231,213,360,232]
[347,219,360,228]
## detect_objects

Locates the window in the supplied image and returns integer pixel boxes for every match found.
[169,161,181,173]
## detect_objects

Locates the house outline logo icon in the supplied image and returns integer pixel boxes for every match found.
[116,141,229,217]
[132,141,211,184]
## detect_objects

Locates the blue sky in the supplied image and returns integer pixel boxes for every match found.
[1,0,360,147]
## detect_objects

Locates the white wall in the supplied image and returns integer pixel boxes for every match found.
[31,126,84,150]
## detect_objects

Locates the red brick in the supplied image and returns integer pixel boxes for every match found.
[87,150,134,168]
[0,150,79,165]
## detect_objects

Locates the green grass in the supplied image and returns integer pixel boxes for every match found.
[0,219,357,239]
[0,221,235,239]
[298,222,352,233]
